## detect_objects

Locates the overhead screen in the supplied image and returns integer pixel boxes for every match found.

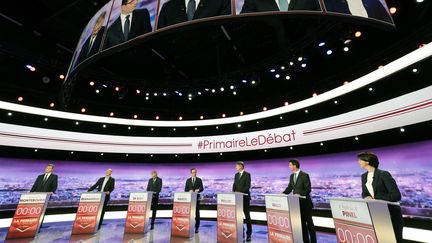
[0,139,431,219]
[68,0,394,72]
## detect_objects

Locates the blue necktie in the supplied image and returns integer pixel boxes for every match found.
[187,0,196,21]
[294,173,297,185]
[124,15,130,40]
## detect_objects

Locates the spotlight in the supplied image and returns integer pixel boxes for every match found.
[95,89,100,93]
[318,42,326,47]
[179,116,183,121]
[355,136,359,141]
[334,100,338,104]
[49,102,55,107]
[343,81,349,85]
[34,149,38,152]
[284,101,289,106]
[155,116,160,120]
[301,63,307,68]
[242,80,247,83]
[220,153,223,156]
[389,7,397,14]
[289,62,294,66]
[197,92,202,95]
[285,75,290,80]
[175,154,178,157]
[270,69,276,73]
[146,93,150,96]
[233,91,237,95]
[59,74,65,79]
[256,121,260,124]
[115,86,120,92]
[102,124,107,128]
[251,80,256,85]
[145,97,149,100]
[126,154,129,157]
[412,68,419,73]
[200,115,204,119]
[151,128,154,131]
[326,50,333,55]
[280,66,286,70]
[128,126,131,130]
[290,146,293,150]
[400,127,405,132]
[216,126,219,129]
[7,112,12,116]
[109,112,114,117]
[173,128,177,131]
[44,117,48,121]
[220,87,225,92]
[71,151,74,154]
[194,127,198,131]
[279,116,283,120]
[81,108,86,113]
[264,149,267,152]
[17,96,23,102]
[188,97,192,101]
[42,76,51,84]
[368,87,374,92]
[222,113,226,118]
[102,84,108,88]
[312,93,317,97]
[230,85,235,90]
[320,142,324,146]
[240,111,244,116]
[416,0,424,2]
[188,94,192,97]
[263,107,267,111]
[101,153,104,156]
[275,74,280,78]
[355,31,362,38]
[134,114,138,119]
[297,57,303,61]
[343,46,349,52]
[344,39,352,44]
[237,124,242,128]
[151,154,154,157]
[136,89,141,94]
[26,65,36,71]
[90,81,95,86]
[163,92,167,96]
[305,109,309,113]
[75,121,79,125]
[211,89,216,93]
[154,93,158,96]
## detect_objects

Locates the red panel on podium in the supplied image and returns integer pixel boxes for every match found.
[71,192,105,235]
[171,192,197,238]
[266,208,293,243]
[124,192,153,234]
[6,193,50,239]
[217,193,244,243]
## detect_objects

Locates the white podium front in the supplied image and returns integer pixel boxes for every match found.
[216,192,246,243]
[171,192,198,238]
[6,192,51,239]
[264,194,304,243]
[71,192,106,235]
[124,191,153,234]
[329,197,399,243]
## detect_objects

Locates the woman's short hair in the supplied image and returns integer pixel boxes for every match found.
[357,152,379,168]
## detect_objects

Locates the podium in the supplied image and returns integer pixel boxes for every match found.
[216,192,246,243]
[329,198,399,243]
[124,191,153,234]
[171,192,198,238]
[264,194,304,243]
[71,192,106,235]
[6,192,51,239]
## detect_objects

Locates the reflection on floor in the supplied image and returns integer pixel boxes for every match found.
[0,219,337,242]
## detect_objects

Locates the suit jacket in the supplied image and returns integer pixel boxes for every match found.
[241,0,320,13]
[232,171,251,199]
[324,0,392,23]
[147,177,163,197]
[104,8,152,48]
[30,173,58,193]
[361,169,401,202]
[157,0,231,29]
[282,171,313,207]
[76,27,105,64]
[185,177,204,198]
[88,177,115,200]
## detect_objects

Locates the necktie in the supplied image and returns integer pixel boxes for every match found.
[43,174,48,183]
[88,36,95,55]
[124,15,130,40]
[294,173,297,185]
[187,0,196,21]
[278,0,289,11]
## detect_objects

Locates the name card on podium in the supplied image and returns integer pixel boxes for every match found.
[171,192,197,238]
[124,191,153,234]
[217,192,245,243]
[265,194,304,243]
[71,192,106,235]
[6,192,51,239]
[329,198,397,243]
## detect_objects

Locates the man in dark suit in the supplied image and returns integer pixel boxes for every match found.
[76,11,107,65]
[87,168,115,229]
[232,161,252,242]
[30,163,58,193]
[358,152,403,243]
[283,159,316,243]
[323,0,392,23]
[157,0,231,29]
[184,168,204,233]
[240,0,320,13]
[147,170,162,230]
[104,0,152,48]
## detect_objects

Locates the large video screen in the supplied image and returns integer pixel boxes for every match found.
[1,139,431,218]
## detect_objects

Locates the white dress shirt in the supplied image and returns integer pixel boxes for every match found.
[43,173,51,182]
[274,0,290,11]
[366,171,374,197]
[346,0,368,18]
[101,176,110,191]
[238,170,244,178]
[120,12,134,34]
[185,0,201,12]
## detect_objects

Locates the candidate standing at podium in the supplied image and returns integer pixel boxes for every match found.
[87,168,115,229]
[30,163,58,193]
[358,152,404,243]
[184,168,204,233]
[282,159,316,243]
[147,170,162,230]
[232,161,252,242]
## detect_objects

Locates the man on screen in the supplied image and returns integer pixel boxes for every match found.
[323,0,392,23]
[147,170,162,230]
[76,11,107,64]
[240,0,320,13]
[30,163,58,193]
[104,0,152,48]
[358,152,403,242]
[232,161,252,242]
[184,168,204,233]
[157,0,231,29]
[282,159,316,243]
[87,168,115,229]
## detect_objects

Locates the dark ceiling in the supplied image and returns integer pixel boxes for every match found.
[0,0,431,121]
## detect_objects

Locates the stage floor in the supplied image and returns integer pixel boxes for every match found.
[0,219,337,242]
